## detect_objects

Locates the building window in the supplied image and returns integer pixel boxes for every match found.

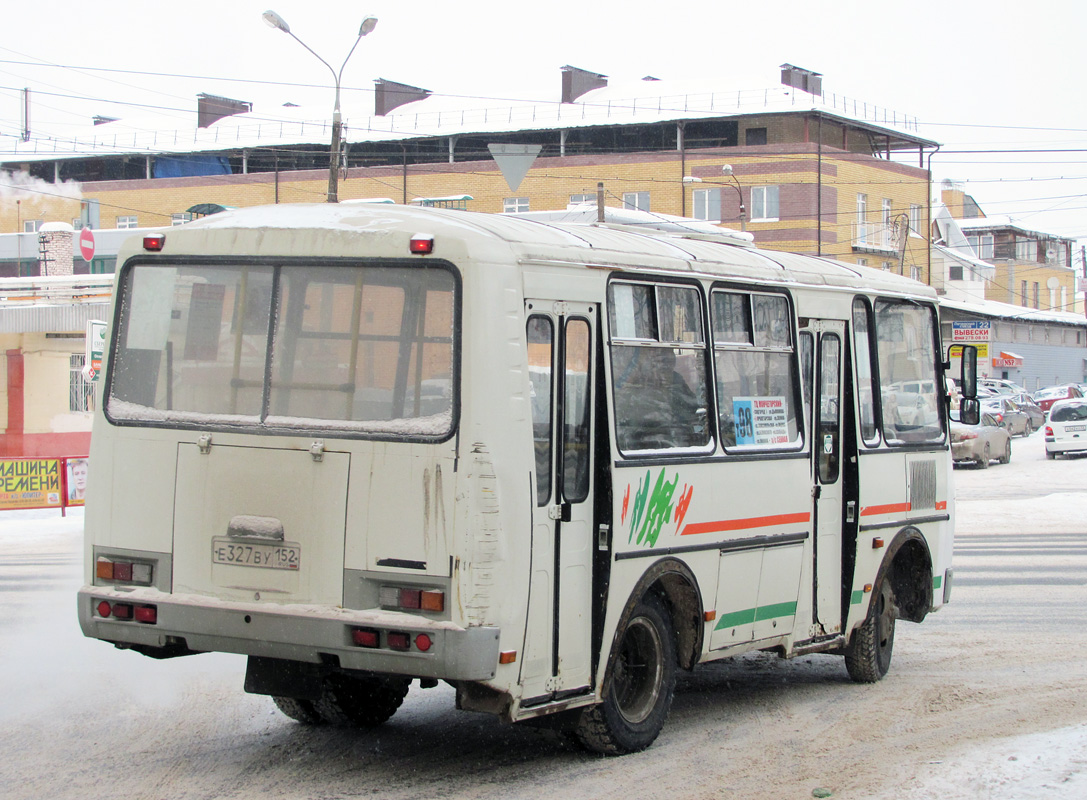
[569,193,595,205]
[24,220,43,233]
[172,212,193,226]
[117,216,139,229]
[882,261,894,272]
[909,204,922,235]
[1021,281,1028,306]
[745,127,768,146]
[1033,282,1040,309]
[967,234,994,260]
[623,191,650,212]
[911,265,921,282]
[857,258,868,267]
[70,354,92,413]
[503,198,530,214]
[949,265,964,281]
[693,188,721,222]
[881,198,893,225]
[750,186,779,221]
[1016,238,1038,262]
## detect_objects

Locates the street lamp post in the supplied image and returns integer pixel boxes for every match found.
[262,10,377,203]
[683,165,746,231]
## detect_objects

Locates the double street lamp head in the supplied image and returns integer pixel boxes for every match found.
[262,10,377,38]
[261,10,379,203]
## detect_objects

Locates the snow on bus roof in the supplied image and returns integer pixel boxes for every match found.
[176,202,934,296]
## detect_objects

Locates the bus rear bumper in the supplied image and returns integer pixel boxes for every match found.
[77,586,500,681]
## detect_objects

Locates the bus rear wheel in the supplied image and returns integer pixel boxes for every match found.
[272,695,325,725]
[576,593,677,755]
[844,577,896,683]
[312,674,411,727]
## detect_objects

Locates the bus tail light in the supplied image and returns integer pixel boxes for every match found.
[134,605,158,624]
[95,599,158,624]
[1045,426,1054,436]
[387,632,411,651]
[379,585,444,613]
[96,557,153,586]
[352,628,379,648]
[143,233,166,251]
[409,234,434,254]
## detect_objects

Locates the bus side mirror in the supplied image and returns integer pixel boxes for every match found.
[960,398,980,425]
[958,345,978,400]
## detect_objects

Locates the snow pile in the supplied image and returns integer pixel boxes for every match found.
[876,724,1087,799]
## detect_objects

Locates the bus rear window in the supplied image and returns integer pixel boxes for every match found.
[107,262,457,439]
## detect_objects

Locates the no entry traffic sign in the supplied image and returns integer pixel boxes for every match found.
[79,227,96,262]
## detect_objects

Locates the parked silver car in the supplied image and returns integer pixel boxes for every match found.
[951,411,1011,468]
[1009,393,1045,431]
[980,396,1031,437]
[1044,398,1087,459]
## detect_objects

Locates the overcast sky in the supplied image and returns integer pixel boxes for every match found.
[3,1,1086,251]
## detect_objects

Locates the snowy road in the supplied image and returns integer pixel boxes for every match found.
[2,430,1086,799]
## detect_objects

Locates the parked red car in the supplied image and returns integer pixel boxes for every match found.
[1034,384,1085,414]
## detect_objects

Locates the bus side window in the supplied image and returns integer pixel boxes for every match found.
[527,316,554,506]
[608,282,709,453]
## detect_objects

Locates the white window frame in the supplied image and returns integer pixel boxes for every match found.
[881,198,893,225]
[909,204,922,235]
[749,186,779,222]
[70,354,91,413]
[622,191,650,212]
[693,188,721,222]
[24,220,43,233]
[503,198,530,214]
[967,234,994,261]
[569,193,595,205]
[117,216,139,229]
[172,212,193,226]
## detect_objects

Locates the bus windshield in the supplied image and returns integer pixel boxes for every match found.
[107,261,457,438]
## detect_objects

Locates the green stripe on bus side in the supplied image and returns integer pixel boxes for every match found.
[714,602,798,631]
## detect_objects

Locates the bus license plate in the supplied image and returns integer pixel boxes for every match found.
[212,537,300,570]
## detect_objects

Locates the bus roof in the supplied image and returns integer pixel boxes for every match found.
[165,203,935,299]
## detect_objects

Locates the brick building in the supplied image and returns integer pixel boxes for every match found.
[3,65,937,279]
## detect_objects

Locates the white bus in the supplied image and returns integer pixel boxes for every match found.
[78,203,975,754]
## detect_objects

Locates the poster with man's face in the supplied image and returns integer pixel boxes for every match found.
[67,459,88,506]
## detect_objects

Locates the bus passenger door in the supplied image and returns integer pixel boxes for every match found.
[808,321,845,635]
[522,302,595,703]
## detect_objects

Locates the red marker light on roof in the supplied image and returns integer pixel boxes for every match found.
[143,233,166,251]
[409,233,434,255]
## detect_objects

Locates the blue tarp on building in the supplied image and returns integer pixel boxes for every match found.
[154,155,231,178]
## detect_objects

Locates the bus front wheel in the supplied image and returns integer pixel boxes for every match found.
[844,577,896,683]
[576,593,677,755]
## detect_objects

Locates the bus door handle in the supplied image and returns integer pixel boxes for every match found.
[548,504,572,522]
[846,500,856,524]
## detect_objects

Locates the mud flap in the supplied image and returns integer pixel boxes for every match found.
[244,656,326,700]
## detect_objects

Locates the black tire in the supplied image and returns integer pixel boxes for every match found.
[1046,450,1056,460]
[1000,439,1011,464]
[977,443,990,469]
[844,577,896,683]
[575,593,677,755]
[312,674,411,727]
[272,695,325,725]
